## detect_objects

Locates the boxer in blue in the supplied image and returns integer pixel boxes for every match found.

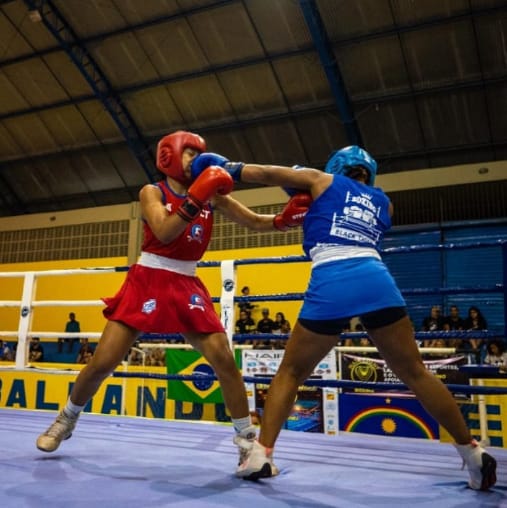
[192,146,497,491]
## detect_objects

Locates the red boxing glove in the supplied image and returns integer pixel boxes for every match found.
[273,193,313,231]
[177,166,234,222]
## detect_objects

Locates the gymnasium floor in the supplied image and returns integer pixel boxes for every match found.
[1,408,506,508]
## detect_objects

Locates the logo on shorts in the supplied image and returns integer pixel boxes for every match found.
[188,294,205,311]
[142,298,157,314]
[187,224,204,243]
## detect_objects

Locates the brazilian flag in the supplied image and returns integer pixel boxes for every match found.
[166,350,224,403]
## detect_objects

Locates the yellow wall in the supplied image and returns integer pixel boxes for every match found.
[0,257,128,338]
[0,245,310,338]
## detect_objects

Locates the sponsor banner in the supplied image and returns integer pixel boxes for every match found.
[242,349,336,379]
[341,353,468,390]
[0,365,228,423]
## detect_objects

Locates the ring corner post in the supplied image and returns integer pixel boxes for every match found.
[15,271,36,370]
[219,259,237,350]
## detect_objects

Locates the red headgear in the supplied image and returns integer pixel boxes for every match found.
[156,130,206,183]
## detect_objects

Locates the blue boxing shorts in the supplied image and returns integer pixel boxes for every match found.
[299,257,406,322]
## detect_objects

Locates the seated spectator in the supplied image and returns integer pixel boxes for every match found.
[484,340,507,368]
[128,348,144,366]
[444,305,464,330]
[425,337,449,359]
[146,347,166,366]
[463,306,488,363]
[76,338,94,364]
[343,321,361,347]
[235,310,256,335]
[29,337,44,362]
[354,335,374,357]
[256,308,276,334]
[421,305,445,347]
[273,312,291,335]
[443,304,465,348]
[0,341,13,361]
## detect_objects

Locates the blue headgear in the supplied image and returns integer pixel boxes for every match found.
[324,145,377,186]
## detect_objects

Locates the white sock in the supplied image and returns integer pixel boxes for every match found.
[232,415,252,434]
[64,398,85,417]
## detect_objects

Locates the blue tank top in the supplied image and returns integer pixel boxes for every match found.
[302,175,392,257]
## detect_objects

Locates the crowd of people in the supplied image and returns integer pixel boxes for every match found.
[235,288,292,349]
[420,304,496,363]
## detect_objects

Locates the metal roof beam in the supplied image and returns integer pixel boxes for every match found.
[298,0,362,146]
[0,169,26,214]
[22,0,157,183]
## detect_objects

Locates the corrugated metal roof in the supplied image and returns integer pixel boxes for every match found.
[0,0,505,216]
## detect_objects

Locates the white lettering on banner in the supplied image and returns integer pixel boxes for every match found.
[343,354,467,385]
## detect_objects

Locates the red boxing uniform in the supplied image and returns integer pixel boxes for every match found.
[103,181,224,333]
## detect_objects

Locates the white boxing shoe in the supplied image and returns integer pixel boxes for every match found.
[454,439,497,490]
[236,440,279,480]
[36,410,78,452]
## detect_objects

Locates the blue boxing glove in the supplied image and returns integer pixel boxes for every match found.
[191,152,244,182]
[282,165,307,197]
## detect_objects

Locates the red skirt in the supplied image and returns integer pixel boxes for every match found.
[102,264,224,334]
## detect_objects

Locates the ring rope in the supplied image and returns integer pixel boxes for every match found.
[1,365,503,395]
[0,330,498,341]
[0,240,502,277]
[107,371,507,395]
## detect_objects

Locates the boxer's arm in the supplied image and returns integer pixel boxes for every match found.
[240,164,331,201]
[214,195,277,232]
[140,167,233,243]
[139,184,188,244]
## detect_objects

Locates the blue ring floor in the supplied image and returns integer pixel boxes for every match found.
[1,408,506,508]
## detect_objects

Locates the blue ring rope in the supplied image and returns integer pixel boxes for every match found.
[106,239,506,271]
[111,371,507,395]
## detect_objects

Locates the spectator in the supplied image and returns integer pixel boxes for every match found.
[464,305,488,331]
[343,320,360,347]
[76,338,94,364]
[484,340,507,369]
[29,337,44,362]
[444,305,464,330]
[425,337,449,359]
[236,310,256,335]
[256,308,276,334]
[238,286,256,318]
[146,347,166,367]
[464,306,488,363]
[443,304,465,349]
[0,341,13,361]
[273,312,291,335]
[421,305,445,347]
[128,347,144,366]
[59,312,81,353]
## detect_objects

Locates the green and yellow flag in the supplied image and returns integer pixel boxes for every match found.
[166,349,224,403]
